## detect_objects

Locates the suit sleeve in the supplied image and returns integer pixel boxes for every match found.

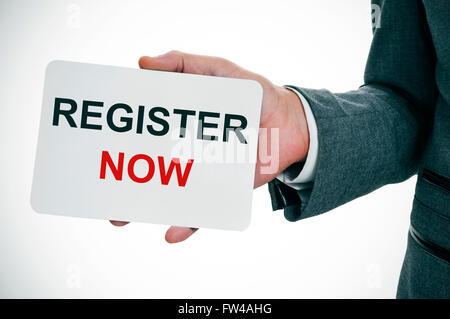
[268,0,439,221]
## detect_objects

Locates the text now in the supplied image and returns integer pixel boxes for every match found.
[99,150,194,187]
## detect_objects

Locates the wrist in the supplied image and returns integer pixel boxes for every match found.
[276,86,310,171]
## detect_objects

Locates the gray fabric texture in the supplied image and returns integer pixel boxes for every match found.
[268,0,450,298]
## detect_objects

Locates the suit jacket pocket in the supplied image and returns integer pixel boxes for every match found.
[409,226,450,263]
[397,229,450,298]
[422,168,450,194]
[414,168,450,220]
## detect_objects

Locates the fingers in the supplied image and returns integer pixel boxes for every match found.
[165,226,198,243]
[135,50,256,243]
[139,51,185,72]
[138,51,243,77]
[110,220,129,227]
[110,221,197,244]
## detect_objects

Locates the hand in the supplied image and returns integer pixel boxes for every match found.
[111,51,310,243]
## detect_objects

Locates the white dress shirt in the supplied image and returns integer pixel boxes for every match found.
[276,86,318,190]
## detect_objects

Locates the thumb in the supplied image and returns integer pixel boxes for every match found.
[138,50,240,77]
[139,51,186,73]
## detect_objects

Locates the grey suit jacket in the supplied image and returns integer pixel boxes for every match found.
[268,0,450,298]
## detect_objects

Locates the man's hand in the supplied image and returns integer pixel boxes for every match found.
[110,51,310,243]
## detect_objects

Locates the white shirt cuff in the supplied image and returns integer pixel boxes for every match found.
[276,86,318,190]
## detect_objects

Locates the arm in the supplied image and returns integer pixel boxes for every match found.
[112,0,438,241]
[270,0,438,221]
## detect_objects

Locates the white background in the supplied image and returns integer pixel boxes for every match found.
[0,0,415,298]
